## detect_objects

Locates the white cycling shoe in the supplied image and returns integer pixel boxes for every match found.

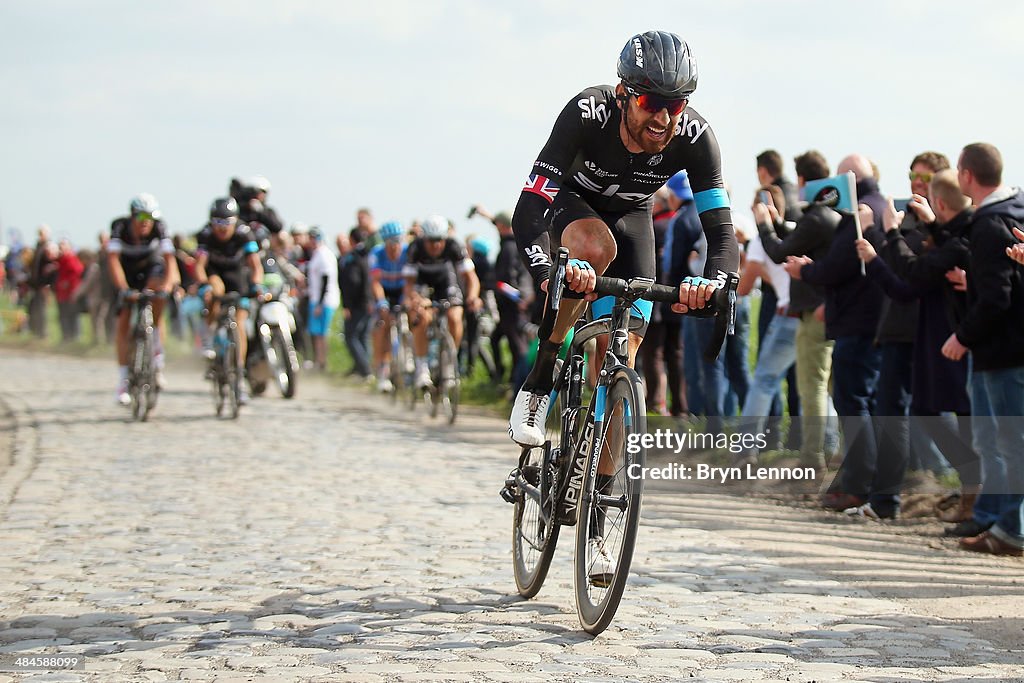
[414,368,432,390]
[588,536,617,588]
[377,377,394,393]
[508,388,550,447]
[116,380,131,406]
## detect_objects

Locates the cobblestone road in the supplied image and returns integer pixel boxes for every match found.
[1,350,1023,682]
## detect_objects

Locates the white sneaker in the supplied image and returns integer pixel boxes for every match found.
[377,377,394,393]
[508,388,550,447]
[588,537,617,588]
[116,380,131,406]
[155,370,166,390]
[414,367,432,389]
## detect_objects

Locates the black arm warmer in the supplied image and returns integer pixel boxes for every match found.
[699,207,740,281]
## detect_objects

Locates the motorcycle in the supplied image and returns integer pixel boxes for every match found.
[245,271,300,399]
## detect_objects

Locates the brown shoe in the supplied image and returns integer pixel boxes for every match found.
[959,531,1023,557]
[821,492,866,512]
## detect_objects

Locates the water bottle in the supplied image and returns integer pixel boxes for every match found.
[428,337,439,371]
[215,328,228,357]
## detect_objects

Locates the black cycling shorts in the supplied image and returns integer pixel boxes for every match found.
[419,284,464,308]
[381,290,401,310]
[549,189,655,335]
[208,267,247,295]
[124,261,166,292]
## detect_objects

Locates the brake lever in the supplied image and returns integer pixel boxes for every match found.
[551,247,569,311]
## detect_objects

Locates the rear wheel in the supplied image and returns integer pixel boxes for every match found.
[573,368,646,635]
[512,382,566,598]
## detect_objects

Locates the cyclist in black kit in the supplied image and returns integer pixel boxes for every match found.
[508,30,740,446]
[403,215,482,389]
[108,193,178,405]
[195,197,264,400]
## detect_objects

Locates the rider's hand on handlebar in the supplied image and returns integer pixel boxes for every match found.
[671,276,715,315]
[539,258,599,301]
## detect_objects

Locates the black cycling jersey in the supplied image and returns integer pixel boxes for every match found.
[196,224,259,295]
[108,216,174,275]
[196,224,258,270]
[402,237,474,301]
[511,84,738,285]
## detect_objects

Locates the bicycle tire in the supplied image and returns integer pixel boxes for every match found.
[226,324,241,419]
[573,367,646,635]
[271,327,297,399]
[130,335,145,421]
[512,380,567,598]
[440,332,460,425]
[141,322,157,421]
[389,326,403,404]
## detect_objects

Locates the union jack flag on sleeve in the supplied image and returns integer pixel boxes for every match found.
[522,174,559,204]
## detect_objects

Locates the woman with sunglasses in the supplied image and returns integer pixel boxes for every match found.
[508,30,740,448]
[107,193,178,405]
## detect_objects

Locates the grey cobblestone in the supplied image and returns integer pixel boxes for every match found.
[1,352,1024,681]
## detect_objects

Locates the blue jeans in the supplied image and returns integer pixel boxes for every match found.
[683,317,705,416]
[870,342,913,511]
[740,314,799,448]
[832,334,882,496]
[694,297,751,431]
[722,296,752,416]
[343,309,372,377]
[970,365,1024,548]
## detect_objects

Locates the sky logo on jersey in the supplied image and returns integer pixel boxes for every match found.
[523,174,559,204]
[674,112,710,145]
[578,96,611,129]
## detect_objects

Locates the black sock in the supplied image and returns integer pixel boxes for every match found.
[523,340,562,394]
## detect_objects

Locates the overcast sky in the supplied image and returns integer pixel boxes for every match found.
[2,0,1022,251]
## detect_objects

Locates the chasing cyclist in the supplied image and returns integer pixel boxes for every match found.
[508,30,739,444]
[194,197,264,403]
[369,220,409,393]
[107,194,178,405]
[403,215,482,390]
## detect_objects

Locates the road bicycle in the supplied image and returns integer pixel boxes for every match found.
[502,248,738,634]
[209,292,246,419]
[124,289,167,422]
[412,300,461,424]
[388,305,416,404]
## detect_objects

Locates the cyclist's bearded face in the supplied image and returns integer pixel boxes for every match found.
[619,88,683,154]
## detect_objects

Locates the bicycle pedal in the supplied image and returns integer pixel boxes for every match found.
[500,470,519,504]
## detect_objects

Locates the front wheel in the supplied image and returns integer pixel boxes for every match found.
[439,333,460,425]
[269,327,297,399]
[573,368,646,635]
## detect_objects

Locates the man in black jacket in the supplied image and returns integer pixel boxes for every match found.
[756,150,802,223]
[940,143,1024,556]
[871,168,979,525]
[757,150,838,466]
[473,207,532,386]
[786,201,886,512]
